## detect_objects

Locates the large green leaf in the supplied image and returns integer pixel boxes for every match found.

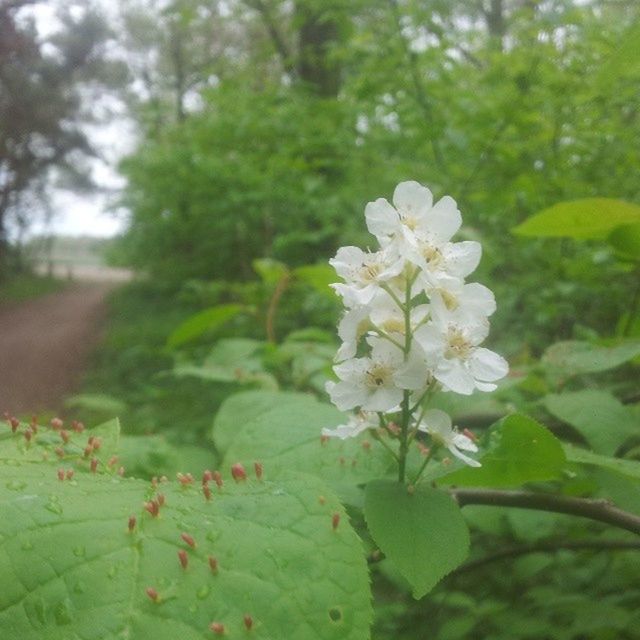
[364,480,469,599]
[544,390,639,455]
[0,427,372,639]
[166,304,245,349]
[512,199,640,239]
[218,393,394,502]
[438,414,566,487]
[541,339,640,378]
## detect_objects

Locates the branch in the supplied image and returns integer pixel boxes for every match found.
[450,488,640,536]
[245,0,297,77]
[387,0,446,173]
[452,539,640,576]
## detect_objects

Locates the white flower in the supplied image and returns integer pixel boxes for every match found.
[336,306,371,360]
[330,245,404,306]
[335,291,429,362]
[322,411,379,440]
[413,304,508,395]
[365,181,462,251]
[417,409,481,467]
[429,282,496,320]
[326,336,429,412]
[369,290,429,336]
[412,239,482,291]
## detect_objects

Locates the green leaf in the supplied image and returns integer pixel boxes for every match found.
[0,418,120,468]
[252,258,289,285]
[564,444,640,481]
[364,480,469,598]
[544,390,638,455]
[293,263,337,296]
[438,414,566,487]
[0,465,372,638]
[212,390,308,453]
[173,339,277,388]
[608,222,640,260]
[166,303,244,349]
[118,436,218,480]
[541,339,640,378]
[64,393,127,416]
[218,392,393,502]
[512,199,640,239]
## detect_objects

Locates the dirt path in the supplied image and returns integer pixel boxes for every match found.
[0,284,114,416]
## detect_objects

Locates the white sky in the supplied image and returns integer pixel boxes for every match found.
[24,1,132,238]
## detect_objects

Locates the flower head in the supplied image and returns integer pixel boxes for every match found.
[417,409,481,467]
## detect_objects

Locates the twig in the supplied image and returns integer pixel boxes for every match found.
[387,0,446,172]
[450,488,640,536]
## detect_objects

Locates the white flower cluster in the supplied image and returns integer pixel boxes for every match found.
[323,181,508,467]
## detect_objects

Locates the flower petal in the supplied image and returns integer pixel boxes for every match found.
[326,380,366,411]
[443,241,482,278]
[393,345,430,390]
[422,196,461,242]
[393,181,433,216]
[365,386,403,412]
[469,348,509,382]
[365,198,398,241]
[435,360,476,395]
[448,445,482,467]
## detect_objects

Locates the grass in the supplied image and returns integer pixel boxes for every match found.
[0,273,65,303]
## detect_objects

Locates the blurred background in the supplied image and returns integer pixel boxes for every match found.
[1,1,639,637]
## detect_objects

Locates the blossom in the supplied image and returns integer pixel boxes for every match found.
[336,306,371,360]
[417,409,481,467]
[365,181,462,251]
[322,411,379,440]
[330,245,404,306]
[413,301,508,395]
[411,239,482,291]
[326,337,429,412]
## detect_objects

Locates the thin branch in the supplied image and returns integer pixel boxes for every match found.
[450,488,640,536]
[265,273,291,343]
[387,0,446,173]
[245,0,297,77]
[452,539,640,576]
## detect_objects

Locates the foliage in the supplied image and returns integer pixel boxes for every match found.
[0,273,63,303]
[0,2,118,277]
[0,418,371,639]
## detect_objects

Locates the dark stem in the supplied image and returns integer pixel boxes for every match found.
[450,488,640,536]
[265,274,291,343]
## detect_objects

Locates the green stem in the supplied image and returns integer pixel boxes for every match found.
[398,272,413,483]
[411,445,436,485]
[371,430,400,462]
[370,324,404,350]
[380,283,404,312]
